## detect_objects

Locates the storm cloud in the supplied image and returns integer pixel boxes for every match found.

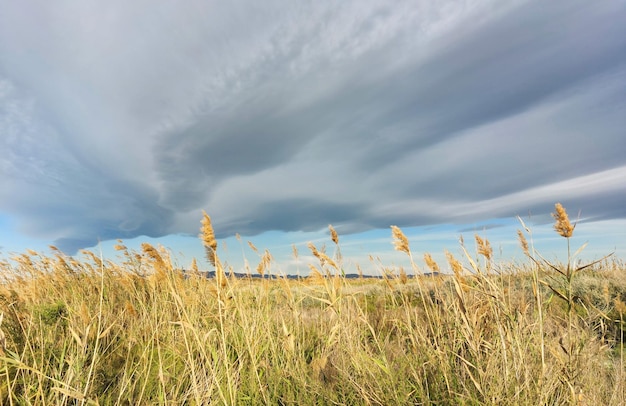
[0,0,625,253]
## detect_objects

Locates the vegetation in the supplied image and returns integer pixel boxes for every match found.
[0,204,624,404]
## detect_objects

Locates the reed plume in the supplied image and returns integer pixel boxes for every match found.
[475,235,493,260]
[142,243,165,269]
[307,242,324,265]
[328,225,343,270]
[248,241,259,254]
[552,202,575,238]
[308,242,338,271]
[423,253,440,273]
[200,211,218,267]
[391,226,410,255]
[292,244,298,260]
[190,258,199,274]
[142,242,168,280]
[398,267,408,284]
[517,230,530,256]
[445,250,463,277]
[257,249,272,277]
[329,225,339,245]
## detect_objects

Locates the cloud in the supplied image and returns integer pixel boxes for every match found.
[0,0,625,253]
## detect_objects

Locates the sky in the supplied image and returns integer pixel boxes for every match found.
[1,0,625,275]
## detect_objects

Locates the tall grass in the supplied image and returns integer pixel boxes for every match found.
[0,204,623,404]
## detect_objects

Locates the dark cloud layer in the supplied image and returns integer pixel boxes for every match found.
[0,0,625,253]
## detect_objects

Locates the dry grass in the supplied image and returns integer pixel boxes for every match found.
[0,204,623,405]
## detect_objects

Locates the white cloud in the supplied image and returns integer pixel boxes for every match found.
[0,0,624,253]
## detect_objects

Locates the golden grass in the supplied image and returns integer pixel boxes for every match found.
[0,204,623,404]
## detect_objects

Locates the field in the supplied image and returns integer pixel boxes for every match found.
[0,204,624,405]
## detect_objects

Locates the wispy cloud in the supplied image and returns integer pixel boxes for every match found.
[0,0,624,253]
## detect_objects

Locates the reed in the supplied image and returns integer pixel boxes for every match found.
[0,204,622,404]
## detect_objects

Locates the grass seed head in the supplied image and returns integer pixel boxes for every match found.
[424,253,440,273]
[307,243,325,265]
[292,244,299,260]
[216,261,228,288]
[247,241,259,254]
[391,226,410,255]
[552,202,575,238]
[256,250,272,277]
[142,243,165,270]
[445,250,463,277]
[475,235,493,260]
[329,225,339,245]
[190,258,199,274]
[517,230,530,256]
[317,250,338,270]
[200,211,218,266]
[399,267,408,284]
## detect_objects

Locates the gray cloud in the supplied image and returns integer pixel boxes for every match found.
[0,0,625,253]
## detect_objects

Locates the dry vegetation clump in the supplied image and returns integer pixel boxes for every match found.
[0,203,623,404]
